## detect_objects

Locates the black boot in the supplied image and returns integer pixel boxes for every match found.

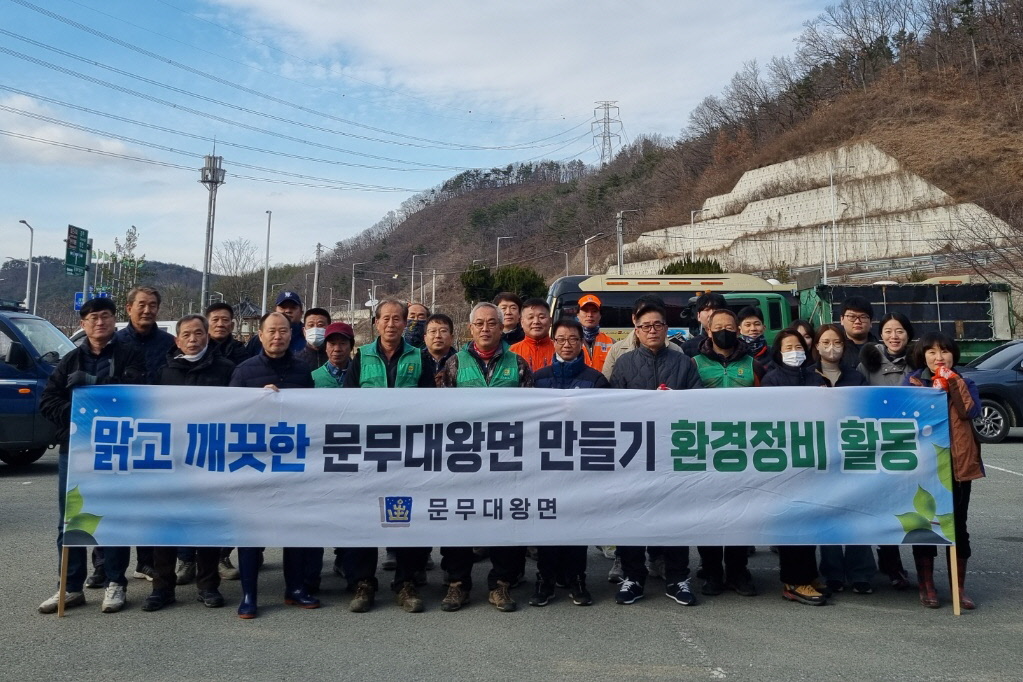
[237,548,261,619]
[283,548,320,608]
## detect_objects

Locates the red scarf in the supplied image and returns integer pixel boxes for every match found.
[472,342,498,361]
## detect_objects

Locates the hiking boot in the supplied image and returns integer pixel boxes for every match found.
[141,589,176,612]
[701,577,724,596]
[607,556,624,583]
[615,579,645,605]
[441,582,470,612]
[528,574,556,607]
[218,556,240,580]
[101,583,126,613]
[569,575,593,606]
[349,580,375,613]
[782,583,827,606]
[726,571,757,597]
[198,589,225,608]
[175,560,196,585]
[488,580,516,612]
[647,556,666,580]
[395,581,424,613]
[38,590,85,614]
[382,550,397,570]
[666,579,697,606]
[132,565,156,581]
[84,566,105,589]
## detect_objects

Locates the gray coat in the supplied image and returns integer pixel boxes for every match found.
[857,342,909,386]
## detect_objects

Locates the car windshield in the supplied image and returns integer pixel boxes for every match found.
[968,342,1023,370]
[9,317,76,364]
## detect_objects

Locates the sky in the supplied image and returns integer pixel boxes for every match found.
[0,0,826,274]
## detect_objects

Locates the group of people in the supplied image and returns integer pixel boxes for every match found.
[37,284,983,618]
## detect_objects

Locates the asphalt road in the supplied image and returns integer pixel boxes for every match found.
[2,437,1022,682]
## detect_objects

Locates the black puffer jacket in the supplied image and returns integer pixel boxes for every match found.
[229,351,314,388]
[115,323,176,384]
[210,336,250,365]
[762,360,822,387]
[533,355,610,389]
[157,346,235,387]
[609,344,703,390]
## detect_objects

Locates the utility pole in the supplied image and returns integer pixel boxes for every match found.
[615,210,640,275]
[199,154,226,310]
[411,253,427,303]
[431,269,436,311]
[261,210,272,315]
[496,237,512,269]
[350,262,365,321]
[592,101,622,167]
[82,238,93,303]
[18,220,33,308]
[312,243,322,308]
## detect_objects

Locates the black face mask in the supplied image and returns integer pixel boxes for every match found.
[712,329,738,350]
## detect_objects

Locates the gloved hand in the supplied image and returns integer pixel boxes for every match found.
[66,371,96,389]
[934,366,959,381]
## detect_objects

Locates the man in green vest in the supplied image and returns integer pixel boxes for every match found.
[438,302,533,612]
[311,322,355,387]
[692,308,765,599]
[343,299,437,613]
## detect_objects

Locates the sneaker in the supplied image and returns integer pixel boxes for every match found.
[666,579,697,606]
[141,589,176,612]
[782,583,827,606]
[175,560,196,585]
[615,579,645,605]
[607,556,624,583]
[569,576,593,606]
[813,578,833,598]
[528,574,556,607]
[701,577,724,596]
[218,556,240,580]
[197,589,225,608]
[887,570,912,591]
[488,580,517,612]
[101,583,126,613]
[395,582,424,613]
[825,580,845,594]
[726,572,758,597]
[600,545,617,560]
[851,581,874,595]
[440,582,469,612]
[647,556,666,580]
[349,580,375,613]
[554,574,570,589]
[382,550,397,571]
[38,590,85,614]
[84,566,105,589]
[132,565,156,581]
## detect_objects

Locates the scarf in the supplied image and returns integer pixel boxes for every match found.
[472,342,498,361]
[582,325,599,345]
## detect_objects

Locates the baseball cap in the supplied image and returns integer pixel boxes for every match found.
[275,290,302,307]
[324,322,354,342]
[578,294,602,309]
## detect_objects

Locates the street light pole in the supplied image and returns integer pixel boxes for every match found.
[552,250,569,276]
[18,220,33,308]
[496,237,512,268]
[616,210,640,275]
[199,155,226,310]
[583,232,604,276]
[350,262,365,320]
[261,210,272,315]
[312,243,322,308]
[411,253,427,303]
[690,208,709,261]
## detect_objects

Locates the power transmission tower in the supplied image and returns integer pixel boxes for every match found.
[592,101,622,167]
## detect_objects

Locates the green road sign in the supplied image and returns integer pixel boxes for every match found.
[65,224,88,276]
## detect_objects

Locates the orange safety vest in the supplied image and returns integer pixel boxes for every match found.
[509,336,555,372]
[582,332,614,372]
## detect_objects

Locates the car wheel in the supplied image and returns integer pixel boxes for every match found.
[973,399,1011,444]
[0,447,47,466]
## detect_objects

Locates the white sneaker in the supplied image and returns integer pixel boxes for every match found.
[601,545,617,560]
[607,556,624,583]
[38,590,85,614]
[101,584,126,613]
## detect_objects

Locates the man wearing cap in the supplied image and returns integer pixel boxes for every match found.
[675,292,727,358]
[311,322,355,387]
[576,294,614,372]
[246,290,307,357]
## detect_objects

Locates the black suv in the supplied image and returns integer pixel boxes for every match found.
[0,301,76,465]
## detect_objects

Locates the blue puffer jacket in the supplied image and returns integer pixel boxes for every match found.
[115,322,177,384]
[533,355,610,389]
[229,351,314,389]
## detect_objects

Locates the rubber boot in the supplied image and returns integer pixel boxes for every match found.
[237,547,261,619]
[956,557,975,610]
[282,548,320,608]
[914,555,939,608]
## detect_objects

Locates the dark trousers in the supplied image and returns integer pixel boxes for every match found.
[335,548,379,589]
[697,546,749,581]
[57,451,129,591]
[913,480,972,560]
[778,546,818,585]
[536,546,587,581]
[393,547,431,588]
[283,548,323,593]
[177,547,233,562]
[617,546,690,585]
[441,546,525,591]
[152,546,221,592]
[877,545,907,576]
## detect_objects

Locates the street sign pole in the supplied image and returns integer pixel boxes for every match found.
[82,238,93,302]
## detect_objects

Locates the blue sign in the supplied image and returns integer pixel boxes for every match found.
[74,289,109,310]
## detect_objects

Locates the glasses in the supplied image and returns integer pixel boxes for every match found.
[553,337,581,345]
[471,320,500,329]
[843,314,870,323]
[636,322,666,332]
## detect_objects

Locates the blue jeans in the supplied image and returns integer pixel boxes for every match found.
[57,450,129,591]
[819,545,877,584]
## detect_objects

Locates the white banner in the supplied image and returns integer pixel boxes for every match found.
[65,385,955,548]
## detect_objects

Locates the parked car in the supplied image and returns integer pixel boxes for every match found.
[68,320,178,344]
[0,302,76,465]
[958,340,1023,444]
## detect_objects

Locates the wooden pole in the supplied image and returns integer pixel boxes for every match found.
[949,545,961,616]
[57,546,69,618]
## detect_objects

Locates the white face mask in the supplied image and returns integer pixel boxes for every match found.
[781,350,805,367]
[305,327,326,348]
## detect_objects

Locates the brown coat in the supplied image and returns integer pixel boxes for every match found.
[908,372,985,482]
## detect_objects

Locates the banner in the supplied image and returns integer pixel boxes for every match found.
[65,385,955,548]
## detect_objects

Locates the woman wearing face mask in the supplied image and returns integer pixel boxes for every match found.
[761,329,827,605]
[737,306,772,371]
[811,324,873,596]
[857,312,916,591]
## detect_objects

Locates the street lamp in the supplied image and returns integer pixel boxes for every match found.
[827,163,855,283]
[552,250,569,276]
[690,209,709,261]
[18,220,33,309]
[496,236,513,268]
[261,210,272,315]
[4,257,38,313]
[209,291,224,305]
[350,262,365,320]
[411,253,427,303]
[583,232,604,275]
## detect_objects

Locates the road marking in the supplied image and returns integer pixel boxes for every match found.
[986,464,1023,477]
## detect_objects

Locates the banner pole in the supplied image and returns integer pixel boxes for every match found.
[57,546,69,618]
[949,545,961,616]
